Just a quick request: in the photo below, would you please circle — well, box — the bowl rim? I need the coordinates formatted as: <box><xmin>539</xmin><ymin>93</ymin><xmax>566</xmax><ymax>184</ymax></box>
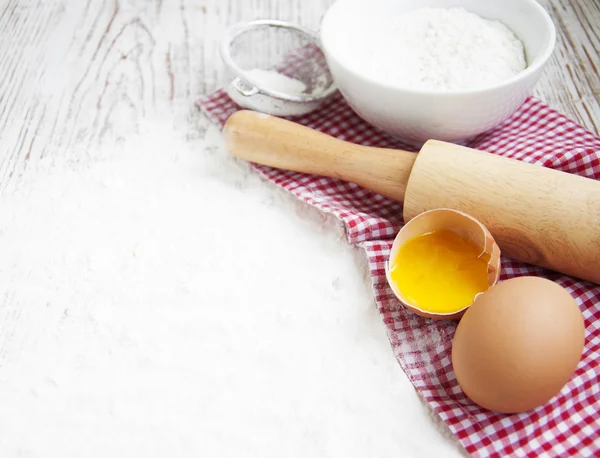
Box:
<box><xmin>320</xmin><ymin>0</ymin><xmax>557</xmax><ymax>96</ymax></box>
<box><xmin>220</xmin><ymin>19</ymin><xmax>338</xmax><ymax>103</ymax></box>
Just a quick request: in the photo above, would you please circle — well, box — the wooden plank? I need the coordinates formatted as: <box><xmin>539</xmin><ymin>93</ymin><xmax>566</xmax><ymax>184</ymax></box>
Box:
<box><xmin>0</xmin><ymin>0</ymin><xmax>597</xmax><ymax>194</ymax></box>
<box><xmin>0</xmin><ymin>1</ymin><xmax>597</xmax><ymax>454</ymax></box>
<box><xmin>535</xmin><ymin>0</ymin><xmax>600</xmax><ymax>133</ymax></box>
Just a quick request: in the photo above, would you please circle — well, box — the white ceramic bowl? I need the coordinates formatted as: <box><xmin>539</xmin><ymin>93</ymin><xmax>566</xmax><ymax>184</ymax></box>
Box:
<box><xmin>320</xmin><ymin>0</ymin><xmax>556</xmax><ymax>143</ymax></box>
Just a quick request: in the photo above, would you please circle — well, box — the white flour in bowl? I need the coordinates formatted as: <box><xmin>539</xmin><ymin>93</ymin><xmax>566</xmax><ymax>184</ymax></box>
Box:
<box><xmin>347</xmin><ymin>7</ymin><xmax>526</xmax><ymax>91</ymax></box>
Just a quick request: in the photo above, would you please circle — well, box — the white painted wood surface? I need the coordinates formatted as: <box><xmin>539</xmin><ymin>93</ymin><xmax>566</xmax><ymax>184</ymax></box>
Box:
<box><xmin>0</xmin><ymin>0</ymin><xmax>598</xmax><ymax>456</ymax></box>
<box><xmin>0</xmin><ymin>0</ymin><xmax>598</xmax><ymax>185</ymax></box>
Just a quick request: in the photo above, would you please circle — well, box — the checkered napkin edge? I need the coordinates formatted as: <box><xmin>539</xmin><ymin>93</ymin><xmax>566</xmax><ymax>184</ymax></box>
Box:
<box><xmin>198</xmin><ymin>88</ymin><xmax>600</xmax><ymax>458</ymax></box>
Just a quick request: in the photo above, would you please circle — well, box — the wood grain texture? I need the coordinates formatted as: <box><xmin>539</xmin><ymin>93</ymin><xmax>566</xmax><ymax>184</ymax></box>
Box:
<box><xmin>0</xmin><ymin>0</ymin><xmax>597</xmax><ymax>455</ymax></box>
<box><xmin>0</xmin><ymin>0</ymin><xmax>596</xmax><ymax>192</ymax></box>
<box><xmin>0</xmin><ymin>0</ymin><xmax>338</xmax><ymax>190</ymax></box>
<box><xmin>0</xmin><ymin>0</ymin><xmax>597</xmax><ymax>192</ymax></box>
<box><xmin>535</xmin><ymin>0</ymin><xmax>600</xmax><ymax>133</ymax></box>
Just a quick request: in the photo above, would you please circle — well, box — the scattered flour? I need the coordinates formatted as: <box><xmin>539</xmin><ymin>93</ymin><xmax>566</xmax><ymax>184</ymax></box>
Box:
<box><xmin>0</xmin><ymin>119</ymin><xmax>465</xmax><ymax>457</ymax></box>
<box><xmin>347</xmin><ymin>7</ymin><xmax>526</xmax><ymax>91</ymax></box>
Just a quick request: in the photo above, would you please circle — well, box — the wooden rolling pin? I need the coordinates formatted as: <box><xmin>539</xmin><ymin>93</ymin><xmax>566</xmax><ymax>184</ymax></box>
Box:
<box><xmin>224</xmin><ymin>110</ymin><xmax>600</xmax><ymax>285</ymax></box>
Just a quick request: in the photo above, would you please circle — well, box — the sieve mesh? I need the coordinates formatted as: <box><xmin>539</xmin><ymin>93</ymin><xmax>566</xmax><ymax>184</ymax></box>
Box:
<box><xmin>228</xmin><ymin>23</ymin><xmax>334</xmax><ymax>96</ymax></box>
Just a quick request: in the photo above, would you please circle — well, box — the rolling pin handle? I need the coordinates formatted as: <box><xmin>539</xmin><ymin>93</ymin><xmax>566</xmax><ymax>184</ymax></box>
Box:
<box><xmin>223</xmin><ymin>110</ymin><xmax>417</xmax><ymax>202</ymax></box>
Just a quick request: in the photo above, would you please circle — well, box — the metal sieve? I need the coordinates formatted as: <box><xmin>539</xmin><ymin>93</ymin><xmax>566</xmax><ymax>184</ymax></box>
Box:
<box><xmin>220</xmin><ymin>19</ymin><xmax>337</xmax><ymax>117</ymax></box>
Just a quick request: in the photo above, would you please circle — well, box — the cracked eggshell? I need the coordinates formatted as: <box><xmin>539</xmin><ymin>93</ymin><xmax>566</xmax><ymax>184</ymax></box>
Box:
<box><xmin>385</xmin><ymin>208</ymin><xmax>501</xmax><ymax>320</ymax></box>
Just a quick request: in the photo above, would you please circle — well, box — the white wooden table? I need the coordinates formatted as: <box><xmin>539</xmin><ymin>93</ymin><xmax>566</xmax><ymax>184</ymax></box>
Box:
<box><xmin>0</xmin><ymin>1</ymin><xmax>598</xmax><ymax>456</ymax></box>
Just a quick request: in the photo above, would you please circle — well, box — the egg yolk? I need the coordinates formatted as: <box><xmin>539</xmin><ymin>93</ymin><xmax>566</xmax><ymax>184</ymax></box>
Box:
<box><xmin>389</xmin><ymin>230</ymin><xmax>490</xmax><ymax>314</ymax></box>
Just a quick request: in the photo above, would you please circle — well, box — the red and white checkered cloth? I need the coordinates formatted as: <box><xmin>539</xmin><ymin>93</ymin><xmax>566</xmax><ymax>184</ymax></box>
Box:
<box><xmin>198</xmin><ymin>88</ymin><xmax>600</xmax><ymax>457</ymax></box>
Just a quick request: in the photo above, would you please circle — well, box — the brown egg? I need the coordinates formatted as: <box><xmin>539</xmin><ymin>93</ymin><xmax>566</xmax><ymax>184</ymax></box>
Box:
<box><xmin>451</xmin><ymin>276</ymin><xmax>585</xmax><ymax>414</ymax></box>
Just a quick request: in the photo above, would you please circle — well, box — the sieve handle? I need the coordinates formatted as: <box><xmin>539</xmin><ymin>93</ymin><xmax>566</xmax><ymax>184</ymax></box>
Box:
<box><xmin>223</xmin><ymin>110</ymin><xmax>417</xmax><ymax>202</ymax></box>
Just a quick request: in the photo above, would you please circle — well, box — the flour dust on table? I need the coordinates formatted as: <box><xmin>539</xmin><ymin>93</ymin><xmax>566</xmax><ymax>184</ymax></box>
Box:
<box><xmin>0</xmin><ymin>118</ymin><xmax>465</xmax><ymax>457</ymax></box>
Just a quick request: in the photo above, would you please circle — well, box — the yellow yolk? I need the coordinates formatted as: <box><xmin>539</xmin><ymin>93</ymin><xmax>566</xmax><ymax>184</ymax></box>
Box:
<box><xmin>389</xmin><ymin>230</ymin><xmax>490</xmax><ymax>314</ymax></box>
